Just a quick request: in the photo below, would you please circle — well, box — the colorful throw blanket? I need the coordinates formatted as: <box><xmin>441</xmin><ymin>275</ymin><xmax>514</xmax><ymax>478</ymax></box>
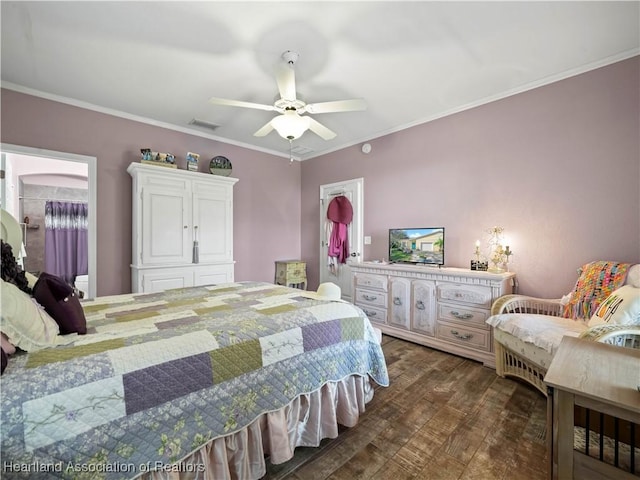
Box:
<box><xmin>562</xmin><ymin>261</ymin><xmax>631</xmax><ymax>320</ymax></box>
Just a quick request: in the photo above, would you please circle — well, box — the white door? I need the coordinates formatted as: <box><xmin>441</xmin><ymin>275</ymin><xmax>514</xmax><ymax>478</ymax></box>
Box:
<box><xmin>319</xmin><ymin>178</ymin><xmax>363</xmax><ymax>303</ymax></box>
<box><xmin>192</xmin><ymin>183</ymin><xmax>232</xmax><ymax>263</ymax></box>
<box><xmin>141</xmin><ymin>185</ymin><xmax>191</xmax><ymax>265</ymax></box>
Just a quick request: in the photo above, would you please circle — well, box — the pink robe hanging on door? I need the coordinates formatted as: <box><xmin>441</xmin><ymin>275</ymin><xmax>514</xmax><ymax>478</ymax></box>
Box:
<box><xmin>326</xmin><ymin>195</ymin><xmax>353</xmax><ymax>273</ymax></box>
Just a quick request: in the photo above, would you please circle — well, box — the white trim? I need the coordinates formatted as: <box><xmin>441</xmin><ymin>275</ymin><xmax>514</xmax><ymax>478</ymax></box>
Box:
<box><xmin>3</xmin><ymin>49</ymin><xmax>637</xmax><ymax>162</ymax></box>
<box><xmin>0</xmin><ymin>143</ymin><xmax>97</xmax><ymax>299</ymax></box>
<box><xmin>295</xmin><ymin>49</ymin><xmax>640</xmax><ymax>159</ymax></box>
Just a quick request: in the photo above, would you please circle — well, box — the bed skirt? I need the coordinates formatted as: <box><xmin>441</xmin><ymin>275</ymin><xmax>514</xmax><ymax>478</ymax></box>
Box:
<box><xmin>137</xmin><ymin>374</ymin><xmax>375</xmax><ymax>480</ymax></box>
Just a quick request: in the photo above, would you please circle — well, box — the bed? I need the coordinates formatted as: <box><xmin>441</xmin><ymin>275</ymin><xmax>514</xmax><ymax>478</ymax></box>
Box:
<box><xmin>0</xmin><ymin>210</ymin><xmax>389</xmax><ymax>479</ymax></box>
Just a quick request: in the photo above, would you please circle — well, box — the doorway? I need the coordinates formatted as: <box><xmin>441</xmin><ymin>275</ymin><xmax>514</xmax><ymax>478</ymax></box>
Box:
<box><xmin>0</xmin><ymin>144</ymin><xmax>97</xmax><ymax>298</ymax></box>
<box><xmin>319</xmin><ymin>178</ymin><xmax>363</xmax><ymax>303</ymax></box>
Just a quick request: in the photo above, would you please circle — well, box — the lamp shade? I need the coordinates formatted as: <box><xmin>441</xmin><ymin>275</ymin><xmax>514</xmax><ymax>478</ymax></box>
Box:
<box><xmin>271</xmin><ymin>111</ymin><xmax>311</xmax><ymax>140</ymax></box>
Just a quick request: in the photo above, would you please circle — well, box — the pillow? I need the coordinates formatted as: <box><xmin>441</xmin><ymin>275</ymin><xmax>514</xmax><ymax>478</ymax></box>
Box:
<box><xmin>33</xmin><ymin>272</ymin><xmax>87</xmax><ymax>335</ymax></box>
<box><xmin>0</xmin><ymin>279</ymin><xmax>61</xmax><ymax>351</ymax></box>
<box><xmin>626</xmin><ymin>264</ymin><xmax>640</xmax><ymax>288</ymax></box>
<box><xmin>588</xmin><ymin>285</ymin><xmax>640</xmax><ymax>327</ymax></box>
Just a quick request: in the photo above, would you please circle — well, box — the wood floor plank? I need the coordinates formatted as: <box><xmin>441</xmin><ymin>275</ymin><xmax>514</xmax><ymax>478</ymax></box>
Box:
<box><xmin>442</xmin><ymin>423</ymin><xmax>487</xmax><ymax>464</ymax></box>
<box><xmin>422</xmin><ymin>404</ymin><xmax>469</xmax><ymax>439</ymax></box>
<box><xmin>458</xmin><ymin>447</ymin><xmax>510</xmax><ymax>480</ymax></box>
<box><xmin>368</xmin><ymin>458</ymin><xmax>417</xmax><ymax>480</ymax></box>
<box><xmin>418</xmin><ymin>453</ymin><xmax>467</xmax><ymax>480</ymax></box>
<box><xmin>325</xmin><ymin>443</ymin><xmax>388</xmax><ymax>480</ymax></box>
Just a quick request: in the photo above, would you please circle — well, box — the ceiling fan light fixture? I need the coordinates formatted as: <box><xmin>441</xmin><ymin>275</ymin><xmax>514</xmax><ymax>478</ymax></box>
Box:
<box><xmin>209</xmin><ymin>51</ymin><xmax>363</xmax><ymax>144</ymax></box>
<box><xmin>271</xmin><ymin>111</ymin><xmax>310</xmax><ymax>140</ymax></box>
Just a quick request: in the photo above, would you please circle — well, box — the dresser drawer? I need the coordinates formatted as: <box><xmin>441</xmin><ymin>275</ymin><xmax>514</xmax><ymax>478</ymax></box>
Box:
<box><xmin>436</xmin><ymin>322</ymin><xmax>491</xmax><ymax>352</ymax></box>
<box><xmin>355</xmin><ymin>273</ymin><xmax>388</xmax><ymax>291</ymax></box>
<box><xmin>356</xmin><ymin>303</ymin><xmax>387</xmax><ymax>324</ymax></box>
<box><xmin>277</xmin><ymin>261</ymin><xmax>306</xmax><ymax>276</ymax></box>
<box><xmin>275</xmin><ymin>261</ymin><xmax>307</xmax><ymax>284</ymax></box>
<box><xmin>437</xmin><ymin>303</ymin><xmax>490</xmax><ymax>329</ymax></box>
<box><xmin>437</xmin><ymin>283</ymin><xmax>492</xmax><ymax>308</ymax></box>
<box><xmin>355</xmin><ymin>288</ymin><xmax>387</xmax><ymax>308</ymax></box>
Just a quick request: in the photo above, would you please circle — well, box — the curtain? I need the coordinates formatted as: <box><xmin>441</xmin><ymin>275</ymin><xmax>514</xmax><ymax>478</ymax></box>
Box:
<box><xmin>44</xmin><ymin>201</ymin><xmax>88</xmax><ymax>285</ymax></box>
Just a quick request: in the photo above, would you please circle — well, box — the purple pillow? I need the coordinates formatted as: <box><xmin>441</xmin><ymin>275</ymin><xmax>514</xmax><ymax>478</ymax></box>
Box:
<box><xmin>33</xmin><ymin>272</ymin><xmax>87</xmax><ymax>335</ymax></box>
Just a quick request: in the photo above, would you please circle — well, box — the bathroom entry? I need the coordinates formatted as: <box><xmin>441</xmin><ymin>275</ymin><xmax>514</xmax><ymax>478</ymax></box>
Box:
<box><xmin>21</xmin><ymin>183</ymin><xmax>89</xmax><ymax>291</ymax></box>
<box><xmin>0</xmin><ymin>144</ymin><xmax>97</xmax><ymax>298</ymax></box>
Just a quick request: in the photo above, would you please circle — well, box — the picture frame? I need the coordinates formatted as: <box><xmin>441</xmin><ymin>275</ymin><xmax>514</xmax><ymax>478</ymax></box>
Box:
<box><xmin>186</xmin><ymin>152</ymin><xmax>200</xmax><ymax>172</ymax></box>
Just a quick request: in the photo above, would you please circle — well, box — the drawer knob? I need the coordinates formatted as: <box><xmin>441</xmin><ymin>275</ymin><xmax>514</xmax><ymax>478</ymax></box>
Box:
<box><xmin>393</xmin><ymin>297</ymin><xmax>402</xmax><ymax>306</ymax></box>
<box><xmin>450</xmin><ymin>311</ymin><xmax>473</xmax><ymax>320</ymax></box>
<box><xmin>415</xmin><ymin>300</ymin><xmax>426</xmax><ymax>311</ymax></box>
<box><xmin>363</xmin><ymin>294</ymin><xmax>377</xmax><ymax>301</ymax></box>
<box><xmin>450</xmin><ymin>330</ymin><xmax>473</xmax><ymax>340</ymax></box>
<box><xmin>364</xmin><ymin>310</ymin><xmax>377</xmax><ymax>317</ymax></box>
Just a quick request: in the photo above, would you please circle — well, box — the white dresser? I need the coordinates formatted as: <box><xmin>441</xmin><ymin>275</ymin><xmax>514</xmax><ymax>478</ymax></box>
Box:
<box><xmin>351</xmin><ymin>262</ymin><xmax>516</xmax><ymax>367</ymax></box>
<box><xmin>128</xmin><ymin>162</ymin><xmax>238</xmax><ymax>293</ymax></box>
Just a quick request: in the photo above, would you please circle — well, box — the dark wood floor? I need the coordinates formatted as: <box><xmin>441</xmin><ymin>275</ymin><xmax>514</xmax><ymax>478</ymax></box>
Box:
<box><xmin>263</xmin><ymin>335</ymin><xmax>548</xmax><ymax>480</ymax></box>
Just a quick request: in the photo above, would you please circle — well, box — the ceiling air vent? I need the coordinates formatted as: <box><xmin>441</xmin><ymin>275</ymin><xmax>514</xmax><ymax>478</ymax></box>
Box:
<box><xmin>290</xmin><ymin>145</ymin><xmax>314</xmax><ymax>156</ymax></box>
<box><xmin>188</xmin><ymin>118</ymin><xmax>220</xmax><ymax>131</ymax></box>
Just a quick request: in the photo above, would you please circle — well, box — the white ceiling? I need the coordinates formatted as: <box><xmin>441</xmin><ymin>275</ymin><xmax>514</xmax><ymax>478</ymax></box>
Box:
<box><xmin>2</xmin><ymin>1</ymin><xmax>639</xmax><ymax>160</ymax></box>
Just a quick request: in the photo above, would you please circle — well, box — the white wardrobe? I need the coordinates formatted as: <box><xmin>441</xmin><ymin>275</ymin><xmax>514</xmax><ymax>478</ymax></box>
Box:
<box><xmin>128</xmin><ymin>162</ymin><xmax>238</xmax><ymax>293</ymax></box>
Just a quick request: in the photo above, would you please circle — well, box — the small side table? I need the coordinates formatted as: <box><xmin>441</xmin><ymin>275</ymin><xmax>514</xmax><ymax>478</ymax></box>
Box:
<box><xmin>545</xmin><ymin>336</ymin><xmax>640</xmax><ymax>480</ymax></box>
<box><xmin>275</xmin><ymin>260</ymin><xmax>307</xmax><ymax>290</ymax></box>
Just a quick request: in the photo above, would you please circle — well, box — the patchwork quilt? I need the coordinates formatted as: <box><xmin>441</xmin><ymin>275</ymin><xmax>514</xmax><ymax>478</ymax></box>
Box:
<box><xmin>1</xmin><ymin>282</ymin><xmax>389</xmax><ymax>479</ymax></box>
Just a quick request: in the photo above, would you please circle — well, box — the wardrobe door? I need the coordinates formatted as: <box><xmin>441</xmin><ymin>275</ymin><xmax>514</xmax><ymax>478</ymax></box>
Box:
<box><xmin>192</xmin><ymin>180</ymin><xmax>233</xmax><ymax>263</ymax></box>
<box><xmin>141</xmin><ymin>185</ymin><xmax>191</xmax><ymax>265</ymax></box>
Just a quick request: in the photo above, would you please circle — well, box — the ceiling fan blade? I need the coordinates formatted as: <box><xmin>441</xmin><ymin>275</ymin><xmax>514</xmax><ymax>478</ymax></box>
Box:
<box><xmin>303</xmin><ymin>98</ymin><xmax>367</xmax><ymax>114</ymax></box>
<box><xmin>276</xmin><ymin>64</ymin><xmax>296</xmax><ymax>102</ymax></box>
<box><xmin>307</xmin><ymin>117</ymin><xmax>336</xmax><ymax>140</ymax></box>
<box><xmin>209</xmin><ymin>97</ymin><xmax>276</xmax><ymax>112</ymax></box>
<box><xmin>253</xmin><ymin>120</ymin><xmax>274</xmax><ymax>137</ymax></box>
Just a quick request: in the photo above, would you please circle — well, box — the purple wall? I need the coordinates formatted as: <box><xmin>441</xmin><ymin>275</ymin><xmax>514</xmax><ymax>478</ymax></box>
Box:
<box><xmin>1</xmin><ymin>90</ymin><xmax>302</xmax><ymax>296</ymax></box>
<box><xmin>302</xmin><ymin>56</ymin><xmax>640</xmax><ymax>298</ymax></box>
<box><xmin>3</xmin><ymin>56</ymin><xmax>638</xmax><ymax>298</ymax></box>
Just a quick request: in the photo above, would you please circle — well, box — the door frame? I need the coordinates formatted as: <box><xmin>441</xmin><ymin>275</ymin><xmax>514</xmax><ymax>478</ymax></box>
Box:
<box><xmin>319</xmin><ymin>177</ymin><xmax>364</xmax><ymax>302</ymax></box>
<box><xmin>1</xmin><ymin>143</ymin><xmax>97</xmax><ymax>299</ymax></box>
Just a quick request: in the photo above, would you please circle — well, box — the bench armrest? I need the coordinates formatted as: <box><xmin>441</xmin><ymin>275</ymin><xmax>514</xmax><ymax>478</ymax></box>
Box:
<box><xmin>491</xmin><ymin>294</ymin><xmax>564</xmax><ymax>316</ymax></box>
<box><xmin>579</xmin><ymin>324</ymin><xmax>640</xmax><ymax>349</ymax></box>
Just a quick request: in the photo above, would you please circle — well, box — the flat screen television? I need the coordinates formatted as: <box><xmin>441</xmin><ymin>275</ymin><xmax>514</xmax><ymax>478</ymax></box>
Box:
<box><xmin>389</xmin><ymin>227</ymin><xmax>445</xmax><ymax>266</ymax></box>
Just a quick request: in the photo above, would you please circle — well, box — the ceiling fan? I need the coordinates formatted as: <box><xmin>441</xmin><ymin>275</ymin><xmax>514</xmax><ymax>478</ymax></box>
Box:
<box><xmin>209</xmin><ymin>51</ymin><xmax>366</xmax><ymax>142</ymax></box>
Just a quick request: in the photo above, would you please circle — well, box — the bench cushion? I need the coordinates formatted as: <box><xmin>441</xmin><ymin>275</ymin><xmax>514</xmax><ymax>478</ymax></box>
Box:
<box><xmin>487</xmin><ymin>313</ymin><xmax>587</xmax><ymax>356</ymax></box>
